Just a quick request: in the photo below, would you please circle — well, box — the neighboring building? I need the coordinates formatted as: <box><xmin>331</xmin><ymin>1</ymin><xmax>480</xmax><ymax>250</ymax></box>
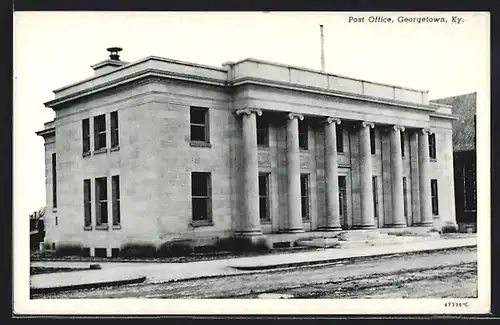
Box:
<box><xmin>431</xmin><ymin>93</ymin><xmax>477</xmax><ymax>231</ymax></box>
<box><xmin>37</xmin><ymin>48</ymin><xmax>458</xmax><ymax>256</ymax></box>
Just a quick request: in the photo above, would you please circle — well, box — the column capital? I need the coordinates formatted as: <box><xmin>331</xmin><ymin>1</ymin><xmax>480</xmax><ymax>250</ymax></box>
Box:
<box><xmin>324</xmin><ymin>117</ymin><xmax>341</xmax><ymax>125</ymax></box>
<box><xmin>420</xmin><ymin>128</ymin><xmax>432</xmax><ymax>135</ymax></box>
<box><xmin>361</xmin><ymin>121</ymin><xmax>375</xmax><ymax>128</ymax></box>
<box><xmin>392</xmin><ymin>125</ymin><xmax>406</xmax><ymax>132</ymax></box>
<box><xmin>288</xmin><ymin>112</ymin><xmax>304</xmax><ymax>121</ymax></box>
<box><xmin>235</xmin><ymin>108</ymin><xmax>263</xmax><ymax>116</ymax></box>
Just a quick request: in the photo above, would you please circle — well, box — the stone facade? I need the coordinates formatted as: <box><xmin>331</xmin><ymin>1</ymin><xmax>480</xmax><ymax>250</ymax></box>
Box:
<box><xmin>37</xmin><ymin>51</ymin><xmax>458</xmax><ymax>256</ymax></box>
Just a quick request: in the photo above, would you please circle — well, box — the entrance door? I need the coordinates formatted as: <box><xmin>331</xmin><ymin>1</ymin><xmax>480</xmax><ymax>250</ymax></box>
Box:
<box><xmin>338</xmin><ymin>176</ymin><xmax>348</xmax><ymax>229</ymax></box>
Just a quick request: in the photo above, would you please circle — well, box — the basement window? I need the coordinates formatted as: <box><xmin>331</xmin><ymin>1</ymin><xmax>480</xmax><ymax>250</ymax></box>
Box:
<box><xmin>94</xmin><ymin>248</ymin><xmax>107</xmax><ymax>258</ymax></box>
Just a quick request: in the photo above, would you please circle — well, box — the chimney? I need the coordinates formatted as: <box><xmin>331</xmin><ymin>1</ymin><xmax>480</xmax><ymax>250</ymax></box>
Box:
<box><xmin>91</xmin><ymin>47</ymin><xmax>128</xmax><ymax>76</ymax></box>
<box><xmin>320</xmin><ymin>25</ymin><xmax>325</xmax><ymax>72</ymax></box>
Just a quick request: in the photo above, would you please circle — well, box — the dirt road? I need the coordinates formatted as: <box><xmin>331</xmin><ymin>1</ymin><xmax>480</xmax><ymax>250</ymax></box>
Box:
<box><xmin>33</xmin><ymin>247</ymin><xmax>477</xmax><ymax>299</ymax></box>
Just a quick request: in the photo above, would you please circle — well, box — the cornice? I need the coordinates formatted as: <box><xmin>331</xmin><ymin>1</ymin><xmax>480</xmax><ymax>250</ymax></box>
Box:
<box><xmin>429</xmin><ymin>112</ymin><xmax>460</xmax><ymax>120</ymax></box>
<box><xmin>35</xmin><ymin>127</ymin><xmax>55</xmax><ymax>138</ymax></box>
<box><xmin>45</xmin><ymin>64</ymin><xmax>440</xmax><ymax>115</ymax></box>
<box><xmin>45</xmin><ymin>69</ymin><xmax>227</xmax><ymax>109</ymax></box>
<box><xmin>232</xmin><ymin>77</ymin><xmax>436</xmax><ymax>112</ymax></box>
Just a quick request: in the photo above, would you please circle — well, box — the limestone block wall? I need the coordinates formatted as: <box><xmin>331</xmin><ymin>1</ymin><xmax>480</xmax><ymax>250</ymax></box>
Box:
<box><xmin>42</xmin><ymin>140</ymin><xmax>58</xmax><ymax>247</ymax></box>
<box><xmin>429</xmin><ymin>118</ymin><xmax>457</xmax><ymax>227</ymax></box>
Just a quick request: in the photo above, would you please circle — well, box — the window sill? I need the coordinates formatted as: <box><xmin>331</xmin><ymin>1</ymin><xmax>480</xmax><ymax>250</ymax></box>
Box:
<box><xmin>258</xmin><ymin>145</ymin><xmax>270</xmax><ymax>150</ymax></box>
<box><xmin>112</xmin><ymin>224</ymin><xmax>122</xmax><ymax>230</ymax></box>
<box><xmin>110</xmin><ymin>146</ymin><xmax>120</xmax><ymax>152</ymax></box>
<box><xmin>338</xmin><ymin>152</ymin><xmax>346</xmax><ymax>155</ymax></box>
<box><xmin>93</xmin><ymin>148</ymin><xmax>108</xmax><ymax>155</ymax></box>
<box><xmin>260</xmin><ymin>220</ymin><xmax>272</xmax><ymax>225</ymax></box>
<box><xmin>190</xmin><ymin>141</ymin><xmax>211</xmax><ymax>148</ymax></box>
<box><xmin>52</xmin><ymin>208</ymin><xmax>57</xmax><ymax>213</ymax></box>
<box><xmin>95</xmin><ymin>224</ymin><xmax>109</xmax><ymax>230</ymax></box>
<box><xmin>190</xmin><ymin>221</ymin><xmax>214</xmax><ymax>227</ymax></box>
<box><xmin>430</xmin><ymin>158</ymin><xmax>437</xmax><ymax>162</ymax></box>
<box><xmin>299</xmin><ymin>148</ymin><xmax>309</xmax><ymax>152</ymax></box>
<box><xmin>83</xmin><ymin>225</ymin><xmax>92</xmax><ymax>231</ymax></box>
<box><xmin>82</xmin><ymin>152</ymin><xmax>91</xmax><ymax>158</ymax></box>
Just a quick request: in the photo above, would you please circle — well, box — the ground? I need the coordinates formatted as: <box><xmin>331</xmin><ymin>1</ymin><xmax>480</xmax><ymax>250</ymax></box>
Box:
<box><xmin>32</xmin><ymin>246</ymin><xmax>477</xmax><ymax>299</ymax></box>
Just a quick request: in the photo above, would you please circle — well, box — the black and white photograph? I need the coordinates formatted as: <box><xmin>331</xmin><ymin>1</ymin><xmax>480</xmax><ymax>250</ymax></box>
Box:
<box><xmin>13</xmin><ymin>11</ymin><xmax>489</xmax><ymax>315</ymax></box>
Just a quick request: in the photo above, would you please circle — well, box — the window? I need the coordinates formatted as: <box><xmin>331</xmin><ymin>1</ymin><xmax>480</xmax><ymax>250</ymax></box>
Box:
<box><xmin>94</xmin><ymin>115</ymin><xmax>107</xmax><ymax>150</ymax></box>
<box><xmin>82</xmin><ymin>119</ymin><xmax>90</xmax><ymax>154</ymax></box>
<box><xmin>370</xmin><ymin>127</ymin><xmax>376</xmax><ymax>155</ymax></box>
<box><xmin>95</xmin><ymin>177</ymin><xmax>108</xmax><ymax>225</ymax></box>
<box><xmin>52</xmin><ymin>153</ymin><xmax>57</xmax><ymax>209</ymax></box>
<box><xmin>110</xmin><ymin>111</ymin><xmax>119</xmax><ymax>148</ymax></box>
<box><xmin>259</xmin><ymin>173</ymin><xmax>270</xmax><ymax>221</ymax></box>
<box><xmin>111</xmin><ymin>248</ymin><xmax>120</xmax><ymax>258</ymax></box>
<box><xmin>112</xmin><ymin>175</ymin><xmax>121</xmax><ymax>226</ymax></box>
<box><xmin>191</xmin><ymin>172</ymin><xmax>212</xmax><ymax>222</ymax></box>
<box><xmin>298</xmin><ymin>120</ymin><xmax>308</xmax><ymax>150</ymax></box>
<box><xmin>336</xmin><ymin>125</ymin><xmax>344</xmax><ymax>153</ymax></box>
<box><xmin>338</xmin><ymin>176</ymin><xmax>347</xmax><ymax>219</ymax></box>
<box><xmin>300</xmin><ymin>174</ymin><xmax>310</xmax><ymax>220</ymax></box>
<box><xmin>190</xmin><ymin>107</ymin><xmax>209</xmax><ymax>143</ymax></box>
<box><xmin>372</xmin><ymin>176</ymin><xmax>379</xmax><ymax>219</ymax></box>
<box><xmin>256</xmin><ymin>116</ymin><xmax>269</xmax><ymax>147</ymax></box>
<box><xmin>401</xmin><ymin>132</ymin><xmax>405</xmax><ymax>157</ymax></box>
<box><xmin>94</xmin><ymin>248</ymin><xmax>107</xmax><ymax>258</ymax></box>
<box><xmin>403</xmin><ymin>177</ymin><xmax>408</xmax><ymax>217</ymax></box>
<box><xmin>84</xmin><ymin>179</ymin><xmax>92</xmax><ymax>227</ymax></box>
<box><xmin>463</xmin><ymin>163</ymin><xmax>477</xmax><ymax>212</ymax></box>
<box><xmin>429</xmin><ymin>133</ymin><xmax>437</xmax><ymax>160</ymax></box>
<box><xmin>431</xmin><ymin>179</ymin><xmax>439</xmax><ymax>215</ymax></box>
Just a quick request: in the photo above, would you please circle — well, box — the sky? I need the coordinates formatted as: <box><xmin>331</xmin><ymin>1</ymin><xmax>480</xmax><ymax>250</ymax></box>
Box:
<box><xmin>13</xmin><ymin>11</ymin><xmax>489</xmax><ymax>220</ymax></box>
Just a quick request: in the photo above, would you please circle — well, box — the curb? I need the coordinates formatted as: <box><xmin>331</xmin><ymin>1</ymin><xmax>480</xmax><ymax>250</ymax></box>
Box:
<box><xmin>230</xmin><ymin>244</ymin><xmax>477</xmax><ymax>271</ymax></box>
<box><xmin>30</xmin><ymin>276</ymin><xmax>147</xmax><ymax>295</ymax></box>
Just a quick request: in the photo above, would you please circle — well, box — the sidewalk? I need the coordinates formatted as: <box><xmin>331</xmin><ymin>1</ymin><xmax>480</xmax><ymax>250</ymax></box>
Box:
<box><xmin>30</xmin><ymin>236</ymin><xmax>476</xmax><ymax>293</ymax></box>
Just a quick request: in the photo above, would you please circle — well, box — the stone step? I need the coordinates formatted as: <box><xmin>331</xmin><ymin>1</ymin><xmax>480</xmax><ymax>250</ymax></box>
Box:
<box><xmin>335</xmin><ymin>235</ymin><xmax>431</xmax><ymax>249</ymax></box>
<box><xmin>295</xmin><ymin>238</ymin><xmax>339</xmax><ymax>248</ymax></box>
<box><xmin>337</xmin><ymin>230</ymin><xmax>383</xmax><ymax>241</ymax></box>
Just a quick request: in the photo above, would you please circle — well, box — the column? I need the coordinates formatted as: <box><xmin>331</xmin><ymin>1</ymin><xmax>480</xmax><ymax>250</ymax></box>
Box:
<box><xmin>418</xmin><ymin>128</ymin><xmax>433</xmax><ymax>226</ymax></box>
<box><xmin>322</xmin><ymin>117</ymin><xmax>342</xmax><ymax>230</ymax></box>
<box><xmin>235</xmin><ymin>108</ymin><xmax>263</xmax><ymax>236</ymax></box>
<box><xmin>357</xmin><ymin>121</ymin><xmax>376</xmax><ymax>229</ymax></box>
<box><xmin>286</xmin><ymin>112</ymin><xmax>304</xmax><ymax>233</ymax></box>
<box><xmin>390</xmin><ymin>125</ymin><xmax>406</xmax><ymax>227</ymax></box>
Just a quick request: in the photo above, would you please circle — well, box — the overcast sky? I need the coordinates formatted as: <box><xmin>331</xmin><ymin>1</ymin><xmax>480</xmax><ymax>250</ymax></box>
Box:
<box><xmin>13</xmin><ymin>11</ymin><xmax>489</xmax><ymax>220</ymax></box>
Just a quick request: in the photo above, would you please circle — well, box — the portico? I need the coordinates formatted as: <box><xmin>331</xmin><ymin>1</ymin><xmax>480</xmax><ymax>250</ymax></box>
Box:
<box><xmin>234</xmin><ymin>104</ymin><xmax>453</xmax><ymax>235</ymax></box>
